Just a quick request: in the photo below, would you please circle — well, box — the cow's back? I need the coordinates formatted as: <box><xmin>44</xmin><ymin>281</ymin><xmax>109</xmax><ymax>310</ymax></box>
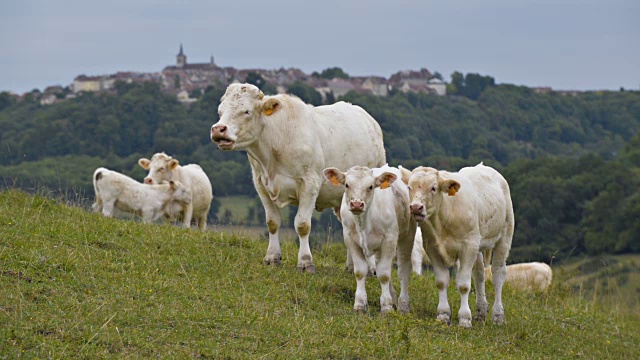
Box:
<box><xmin>180</xmin><ymin>164</ymin><xmax>213</xmax><ymax>215</ymax></box>
<box><xmin>312</xmin><ymin>102</ymin><xmax>386</xmax><ymax>208</ymax></box>
<box><xmin>458</xmin><ymin>164</ymin><xmax>512</xmax><ymax>241</ymax></box>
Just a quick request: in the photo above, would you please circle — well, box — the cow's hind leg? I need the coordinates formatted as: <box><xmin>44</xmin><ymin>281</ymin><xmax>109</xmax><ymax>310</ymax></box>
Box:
<box><xmin>472</xmin><ymin>251</ymin><xmax>488</xmax><ymax>321</ymax></box>
<box><xmin>491</xmin><ymin>233</ymin><xmax>512</xmax><ymax>325</ymax></box>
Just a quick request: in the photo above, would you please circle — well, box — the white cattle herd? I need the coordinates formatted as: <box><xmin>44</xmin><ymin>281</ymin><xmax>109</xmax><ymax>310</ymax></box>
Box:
<box><xmin>91</xmin><ymin>82</ymin><xmax>553</xmax><ymax>327</ymax></box>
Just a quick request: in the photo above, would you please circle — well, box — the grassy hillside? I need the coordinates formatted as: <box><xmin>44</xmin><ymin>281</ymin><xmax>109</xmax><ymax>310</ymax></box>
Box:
<box><xmin>1</xmin><ymin>190</ymin><xmax>638</xmax><ymax>358</ymax></box>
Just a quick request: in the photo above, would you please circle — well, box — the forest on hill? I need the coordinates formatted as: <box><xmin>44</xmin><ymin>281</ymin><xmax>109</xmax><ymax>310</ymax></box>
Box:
<box><xmin>1</xmin><ymin>78</ymin><xmax>639</xmax><ymax>262</ymax></box>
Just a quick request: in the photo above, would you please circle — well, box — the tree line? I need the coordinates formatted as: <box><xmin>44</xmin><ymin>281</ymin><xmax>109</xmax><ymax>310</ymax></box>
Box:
<box><xmin>1</xmin><ymin>75</ymin><xmax>639</xmax><ymax>262</ymax></box>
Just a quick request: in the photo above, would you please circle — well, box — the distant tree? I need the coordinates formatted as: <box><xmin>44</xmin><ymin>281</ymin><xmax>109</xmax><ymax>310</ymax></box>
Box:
<box><xmin>464</xmin><ymin>73</ymin><xmax>495</xmax><ymax>100</ymax></box>
<box><xmin>450</xmin><ymin>71</ymin><xmax>464</xmax><ymax>95</ymax></box>
<box><xmin>287</xmin><ymin>81</ymin><xmax>323</xmax><ymax>106</ymax></box>
<box><xmin>324</xmin><ymin>91</ymin><xmax>336</xmax><ymax>105</ymax></box>
<box><xmin>432</xmin><ymin>71</ymin><xmax>444</xmax><ymax>81</ymax></box>
<box><xmin>245</xmin><ymin>71</ymin><xmax>277</xmax><ymax>95</ymax></box>
<box><xmin>0</xmin><ymin>92</ymin><xmax>15</xmax><ymax>111</ymax></box>
<box><xmin>315</xmin><ymin>67</ymin><xmax>349</xmax><ymax>79</ymax></box>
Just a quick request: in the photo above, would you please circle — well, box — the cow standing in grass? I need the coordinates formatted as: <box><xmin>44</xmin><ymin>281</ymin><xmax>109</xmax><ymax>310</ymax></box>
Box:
<box><xmin>324</xmin><ymin>165</ymin><xmax>416</xmax><ymax>313</ymax></box>
<box><xmin>211</xmin><ymin>83</ymin><xmax>385</xmax><ymax>272</ymax></box>
<box><xmin>400</xmin><ymin>163</ymin><xmax>514</xmax><ymax>327</ymax></box>
<box><xmin>139</xmin><ymin>153</ymin><xmax>213</xmax><ymax>230</ymax></box>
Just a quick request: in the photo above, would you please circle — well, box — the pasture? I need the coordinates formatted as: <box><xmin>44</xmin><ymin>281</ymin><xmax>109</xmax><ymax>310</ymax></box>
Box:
<box><xmin>1</xmin><ymin>190</ymin><xmax>638</xmax><ymax>358</ymax></box>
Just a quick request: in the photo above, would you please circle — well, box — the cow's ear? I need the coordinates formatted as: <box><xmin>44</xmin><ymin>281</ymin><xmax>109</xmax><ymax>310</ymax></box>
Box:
<box><xmin>323</xmin><ymin>168</ymin><xmax>345</xmax><ymax>186</ymax></box>
<box><xmin>138</xmin><ymin>158</ymin><xmax>151</xmax><ymax>170</ymax></box>
<box><xmin>439</xmin><ymin>179</ymin><xmax>461</xmax><ymax>196</ymax></box>
<box><xmin>262</xmin><ymin>98</ymin><xmax>280</xmax><ymax>116</ymax></box>
<box><xmin>398</xmin><ymin>166</ymin><xmax>412</xmax><ymax>185</ymax></box>
<box><xmin>168</xmin><ymin>159</ymin><xmax>179</xmax><ymax>170</ymax></box>
<box><xmin>375</xmin><ymin>172</ymin><xmax>397</xmax><ymax>189</ymax></box>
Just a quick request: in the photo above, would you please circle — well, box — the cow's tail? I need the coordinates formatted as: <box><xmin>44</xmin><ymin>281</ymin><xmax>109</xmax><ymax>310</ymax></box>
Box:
<box><xmin>92</xmin><ymin>168</ymin><xmax>104</xmax><ymax>212</ymax></box>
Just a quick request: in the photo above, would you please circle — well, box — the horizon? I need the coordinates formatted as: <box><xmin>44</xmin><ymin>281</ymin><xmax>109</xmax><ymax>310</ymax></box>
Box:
<box><xmin>2</xmin><ymin>1</ymin><xmax>639</xmax><ymax>94</ymax></box>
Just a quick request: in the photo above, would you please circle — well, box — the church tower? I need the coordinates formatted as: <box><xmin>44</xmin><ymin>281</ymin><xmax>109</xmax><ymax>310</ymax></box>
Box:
<box><xmin>176</xmin><ymin>43</ymin><xmax>187</xmax><ymax>68</ymax></box>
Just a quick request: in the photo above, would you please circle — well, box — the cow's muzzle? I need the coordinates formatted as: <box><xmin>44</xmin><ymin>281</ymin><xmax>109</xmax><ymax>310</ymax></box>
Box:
<box><xmin>211</xmin><ymin>124</ymin><xmax>235</xmax><ymax>150</ymax></box>
<box><xmin>349</xmin><ymin>200</ymin><xmax>365</xmax><ymax>214</ymax></box>
<box><xmin>410</xmin><ymin>203</ymin><xmax>426</xmax><ymax>222</ymax></box>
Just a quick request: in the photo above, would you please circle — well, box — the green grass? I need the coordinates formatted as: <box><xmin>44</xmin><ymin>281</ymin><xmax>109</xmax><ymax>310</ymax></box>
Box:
<box><xmin>1</xmin><ymin>190</ymin><xmax>639</xmax><ymax>358</ymax></box>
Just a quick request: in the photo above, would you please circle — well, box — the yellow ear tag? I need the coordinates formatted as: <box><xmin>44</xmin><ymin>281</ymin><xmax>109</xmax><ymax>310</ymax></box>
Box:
<box><xmin>264</xmin><ymin>108</ymin><xmax>273</xmax><ymax>116</ymax></box>
<box><xmin>330</xmin><ymin>176</ymin><xmax>340</xmax><ymax>186</ymax></box>
<box><xmin>448</xmin><ymin>187</ymin><xmax>458</xmax><ymax>196</ymax></box>
<box><xmin>380</xmin><ymin>180</ymin><xmax>390</xmax><ymax>189</ymax></box>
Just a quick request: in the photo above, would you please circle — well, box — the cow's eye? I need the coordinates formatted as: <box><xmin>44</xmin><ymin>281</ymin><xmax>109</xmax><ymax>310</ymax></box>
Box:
<box><xmin>245</xmin><ymin>110</ymin><xmax>250</xmax><ymax>115</ymax></box>
<box><xmin>431</xmin><ymin>187</ymin><xmax>436</xmax><ymax>192</ymax></box>
<box><xmin>369</xmin><ymin>186</ymin><xmax>373</xmax><ymax>190</ymax></box>
<box><xmin>407</xmin><ymin>186</ymin><xmax>411</xmax><ymax>191</ymax></box>
<box><xmin>158</xmin><ymin>168</ymin><xmax>164</xmax><ymax>172</ymax></box>
<box><xmin>345</xmin><ymin>184</ymin><xmax>349</xmax><ymax>189</ymax></box>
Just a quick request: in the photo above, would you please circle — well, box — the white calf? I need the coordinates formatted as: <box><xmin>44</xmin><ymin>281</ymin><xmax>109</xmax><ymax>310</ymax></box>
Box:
<box><xmin>401</xmin><ymin>163</ymin><xmax>514</xmax><ymax>327</ymax></box>
<box><xmin>485</xmin><ymin>262</ymin><xmax>552</xmax><ymax>292</ymax></box>
<box><xmin>324</xmin><ymin>165</ymin><xmax>416</xmax><ymax>313</ymax></box>
<box><xmin>92</xmin><ymin>167</ymin><xmax>192</xmax><ymax>223</ymax></box>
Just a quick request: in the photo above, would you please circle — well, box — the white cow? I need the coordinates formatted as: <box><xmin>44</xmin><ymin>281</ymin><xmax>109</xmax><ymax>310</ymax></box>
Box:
<box><xmin>92</xmin><ymin>167</ymin><xmax>192</xmax><ymax>223</ymax></box>
<box><xmin>412</xmin><ymin>226</ymin><xmax>429</xmax><ymax>275</ymax></box>
<box><xmin>211</xmin><ymin>83</ymin><xmax>385</xmax><ymax>272</ymax></box>
<box><xmin>324</xmin><ymin>165</ymin><xmax>416</xmax><ymax>313</ymax></box>
<box><xmin>485</xmin><ymin>262</ymin><xmax>552</xmax><ymax>292</ymax></box>
<box><xmin>138</xmin><ymin>153</ymin><xmax>213</xmax><ymax>230</ymax></box>
<box><xmin>400</xmin><ymin>163</ymin><xmax>514</xmax><ymax>327</ymax></box>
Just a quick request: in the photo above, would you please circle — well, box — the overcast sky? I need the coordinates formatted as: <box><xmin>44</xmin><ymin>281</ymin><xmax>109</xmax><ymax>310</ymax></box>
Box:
<box><xmin>1</xmin><ymin>0</ymin><xmax>639</xmax><ymax>94</ymax></box>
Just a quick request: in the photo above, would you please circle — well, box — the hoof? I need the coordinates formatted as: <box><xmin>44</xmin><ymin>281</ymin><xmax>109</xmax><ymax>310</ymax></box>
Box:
<box><xmin>474</xmin><ymin>313</ymin><xmax>486</xmax><ymax>322</ymax></box>
<box><xmin>263</xmin><ymin>254</ymin><xmax>282</xmax><ymax>266</ymax></box>
<box><xmin>459</xmin><ymin>318</ymin><xmax>472</xmax><ymax>328</ymax></box>
<box><xmin>353</xmin><ymin>305</ymin><xmax>367</xmax><ymax>314</ymax></box>
<box><xmin>398</xmin><ymin>299</ymin><xmax>410</xmax><ymax>314</ymax></box>
<box><xmin>297</xmin><ymin>263</ymin><xmax>316</xmax><ymax>274</ymax></box>
<box><xmin>380</xmin><ymin>307</ymin><xmax>394</xmax><ymax>316</ymax></box>
<box><xmin>493</xmin><ymin>313</ymin><xmax>505</xmax><ymax>325</ymax></box>
<box><xmin>437</xmin><ymin>312</ymin><xmax>451</xmax><ymax>325</ymax></box>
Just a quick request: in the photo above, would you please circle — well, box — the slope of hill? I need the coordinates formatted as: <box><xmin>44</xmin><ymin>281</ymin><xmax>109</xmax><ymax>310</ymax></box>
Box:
<box><xmin>1</xmin><ymin>190</ymin><xmax>638</xmax><ymax>358</ymax></box>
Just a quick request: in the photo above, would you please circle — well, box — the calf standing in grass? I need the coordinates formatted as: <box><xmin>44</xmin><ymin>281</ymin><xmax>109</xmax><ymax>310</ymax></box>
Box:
<box><xmin>324</xmin><ymin>165</ymin><xmax>416</xmax><ymax>314</ymax></box>
<box><xmin>139</xmin><ymin>153</ymin><xmax>213</xmax><ymax>230</ymax></box>
<box><xmin>400</xmin><ymin>163</ymin><xmax>514</xmax><ymax>327</ymax></box>
<box><xmin>92</xmin><ymin>167</ymin><xmax>192</xmax><ymax>224</ymax></box>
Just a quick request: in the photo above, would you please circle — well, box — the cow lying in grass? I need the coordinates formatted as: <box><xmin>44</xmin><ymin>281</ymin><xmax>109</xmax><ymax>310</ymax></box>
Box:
<box><xmin>92</xmin><ymin>167</ymin><xmax>192</xmax><ymax>224</ymax></box>
<box><xmin>400</xmin><ymin>163</ymin><xmax>514</xmax><ymax>327</ymax></box>
<box><xmin>324</xmin><ymin>165</ymin><xmax>416</xmax><ymax>314</ymax></box>
<box><xmin>485</xmin><ymin>262</ymin><xmax>552</xmax><ymax>292</ymax></box>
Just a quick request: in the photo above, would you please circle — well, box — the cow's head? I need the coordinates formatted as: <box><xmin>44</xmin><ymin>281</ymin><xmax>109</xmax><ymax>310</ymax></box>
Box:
<box><xmin>401</xmin><ymin>166</ymin><xmax>460</xmax><ymax>222</ymax></box>
<box><xmin>138</xmin><ymin>152</ymin><xmax>180</xmax><ymax>185</ymax></box>
<box><xmin>211</xmin><ymin>83</ymin><xmax>281</xmax><ymax>151</ymax></box>
<box><xmin>323</xmin><ymin>166</ymin><xmax>397</xmax><ymax>215</ymax></box>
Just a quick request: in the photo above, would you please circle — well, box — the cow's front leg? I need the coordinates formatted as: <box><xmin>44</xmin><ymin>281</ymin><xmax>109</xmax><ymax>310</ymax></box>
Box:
<box><xmin>377</xmin><ymin>241</ymin><xmax>396</xmax><ymax>314</ymax></box>
<box><xmin>346</xmin><ymin>238</ymin><xmax>369</xmax><ymax>312</ymax></box>
<box><xmin>456</xmin><ymin>244</ymin><xmax>479</xmax><ymax>328</ymax></box>
<box><xmin>182</xmin><ymin>202</ymin><xmax>194</xmax><ymax>229</ymax></box>
<box><xmin>294</xmin><ymin>179</ymin><xmax>319</xmax><ymax>273</ymax></box>
<box><xmin>254</xmin><ymin>177</ymin><xmax>283</xmax><ymax>266</ymax></box>
<box><xmin>424</xmin><ymin>230</ymin><xmax>451</xmax><ymax>324</ymax></box>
